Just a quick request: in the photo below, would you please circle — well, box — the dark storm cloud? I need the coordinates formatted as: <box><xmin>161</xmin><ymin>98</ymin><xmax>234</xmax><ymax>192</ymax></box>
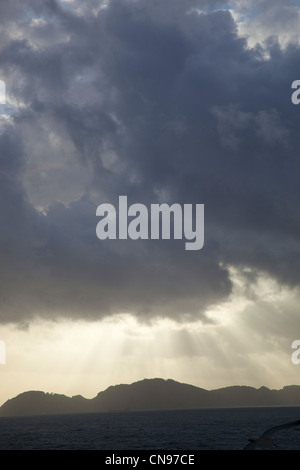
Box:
<box><xmin>0</xmin><ymin>0</ymin><xmax>299</xmax><ymax>324</ymax></box>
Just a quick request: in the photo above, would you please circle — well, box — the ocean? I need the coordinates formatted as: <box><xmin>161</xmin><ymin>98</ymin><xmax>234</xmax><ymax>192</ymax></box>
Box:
<box><xmin>0</xmin><ymin>406</ymin><xmax>300</xmax><ymax>450</ymax></box>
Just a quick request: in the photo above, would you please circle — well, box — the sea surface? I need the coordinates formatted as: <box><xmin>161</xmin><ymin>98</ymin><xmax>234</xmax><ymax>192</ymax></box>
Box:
<box><xmin>1</xmin><ymin>407</ymin><xmax>300</xmax><ymax>450</ymax></box>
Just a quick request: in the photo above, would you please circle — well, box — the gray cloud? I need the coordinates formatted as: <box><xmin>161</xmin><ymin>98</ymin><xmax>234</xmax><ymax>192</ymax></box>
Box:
<box><xmin>232</xmin><ymin>0</ymin><xmax>300</xmax><ymax>48</ymax></box>
<box><xmin>0</xmin><ymin>0</ymin><xmax>299</xmax><ymax>324</ymax></box>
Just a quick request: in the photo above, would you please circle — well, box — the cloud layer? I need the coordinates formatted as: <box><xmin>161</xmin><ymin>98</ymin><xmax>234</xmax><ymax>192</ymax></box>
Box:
<box><xmin>0</xmin><ymin>0</ymin><xmax>300</xmax><ymax>324</ymax></box>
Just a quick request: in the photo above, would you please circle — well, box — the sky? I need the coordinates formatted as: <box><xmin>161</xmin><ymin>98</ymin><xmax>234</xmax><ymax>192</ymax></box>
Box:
<box><xmin>0</xmin><ymin>0</ymin><xmax>300</xmax><ymax>406</ymax></box>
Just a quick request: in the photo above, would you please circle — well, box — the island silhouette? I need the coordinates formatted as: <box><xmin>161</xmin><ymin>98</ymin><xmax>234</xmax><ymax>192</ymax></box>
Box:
<box><xmin>1</xmin><ymin>378</ymin><xmax>300</xmax><ymax>417</ymax></box>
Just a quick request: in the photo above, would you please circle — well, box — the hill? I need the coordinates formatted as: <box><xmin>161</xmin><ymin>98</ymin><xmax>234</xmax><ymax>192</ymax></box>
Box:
<box><xmin>1</xmin><ymin>378</ymin><xmax>300</xmax><ymax>417</ymax></box>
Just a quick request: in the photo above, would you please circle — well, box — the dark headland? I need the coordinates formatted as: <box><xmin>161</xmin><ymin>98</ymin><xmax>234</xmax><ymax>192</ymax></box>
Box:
<box><xmin>1</xmin><ymin>378</ymin><xmax>300</xmax><ymax>417</ymax></box>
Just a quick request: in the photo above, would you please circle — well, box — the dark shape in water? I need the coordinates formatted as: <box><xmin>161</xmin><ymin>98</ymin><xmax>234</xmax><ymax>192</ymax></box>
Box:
<box><xmin>244</xmin><ymin>419</ymin><xmax>300</xmax><ymax>449</ymax></box>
